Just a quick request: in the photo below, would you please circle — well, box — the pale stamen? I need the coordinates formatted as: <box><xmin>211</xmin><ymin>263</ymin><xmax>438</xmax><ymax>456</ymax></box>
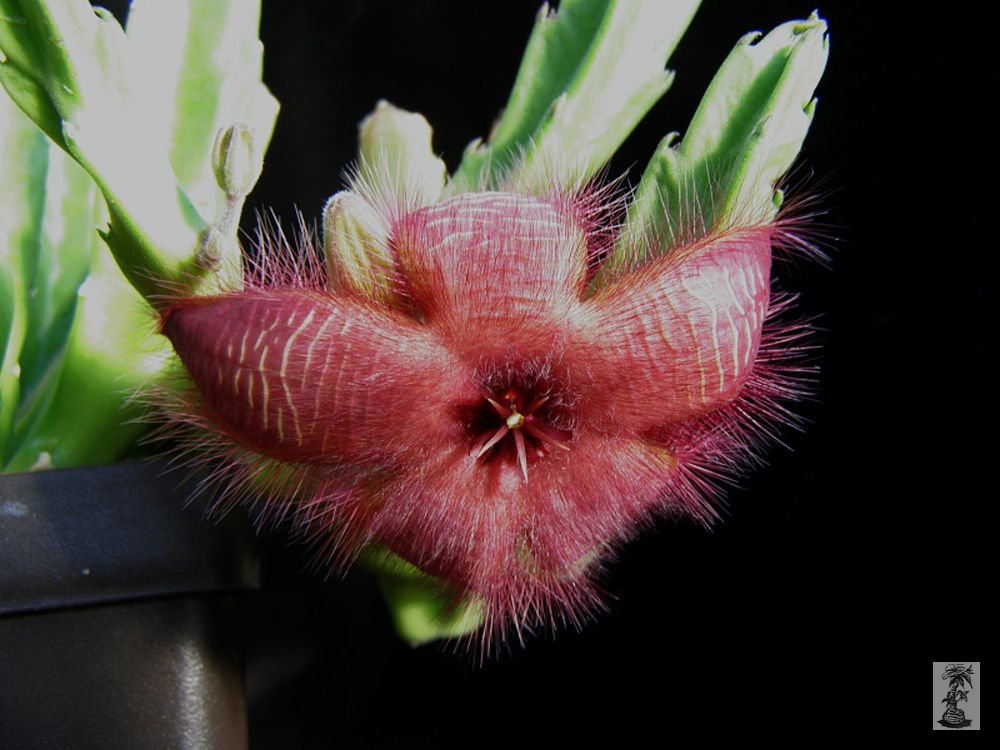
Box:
<box><xmin>472</xmin><ymin>390</ymin><xmax>570</xmax><ymax>482</ymax></box>
<box><xmin>486</xmin><ymin>397</ymin><xmax>511</xmax><ymax>418</ymax></box>
<box><xmin>513</xmin><ymin>429</ymin><xmax>529</xmax><ymax>482</ymax></box>
<box><xmin>524</xmin><ymin>395</ymin><xmax>549</xmax><ymax>414</ymax></box>
<box><xmin>473</xmin><ymin>424</ymin><xmax>510</xmax><ymax>459</ymax></box>
<box><xmin>523</xmin><ymin>420</ymin><xmax>570</xmax><ymax>451</ymax></box>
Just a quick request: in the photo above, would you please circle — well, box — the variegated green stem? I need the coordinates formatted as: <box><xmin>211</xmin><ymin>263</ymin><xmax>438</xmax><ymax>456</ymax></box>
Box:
<box><xmin>1</xmin><ymin>0</ymin><xmax>277</xmax><ymax>470</ymax></box>
<box><xmin>448</xmin><ymin>0</ymin><xmax>700</xmax><ymax>193</ymax></box>
<box><xmin>3</xmin><ymin>145</ymin><xmax>96</xmax><ymax>468</ymax></box>
<box><xmin>0</xmin><ymin>93</ymin><xmax>169</xmax><ymax>471</ymax></box>
<box><xmin>0</xmin><ymin>96</ymin><xmax>48</xmax><ymax>463</ymax></box>
<box><xmin>0</xmin><ymin>0</ymin><xmax>206</xmax><ymax>299</ymax></box>
<box><xmin>3</xmin><ymin>200</ymin><xmax>169</xmax><ymax>471</ymax></box>
<box><xmin>0</xmin><ymin>0</ymin><xmax>278</xmax><ymax>302</ymax></box>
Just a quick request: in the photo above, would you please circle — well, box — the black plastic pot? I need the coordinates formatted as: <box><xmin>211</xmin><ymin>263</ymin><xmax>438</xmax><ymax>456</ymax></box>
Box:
<box><xmin>0</xmin><ymin>460</ymin><xmax>258</xmax><ymax>750</ymax></box>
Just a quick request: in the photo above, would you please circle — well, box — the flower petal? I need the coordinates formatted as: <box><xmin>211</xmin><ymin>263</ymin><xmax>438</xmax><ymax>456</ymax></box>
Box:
<box><xmin>583</xmin><ymin>228</ymin><xmax>771</xmax><ymax>432</ymax></box>
<box><xmin>341</xmin><ymin>431</ymin><xmax>679</xmax><ymax>633</ymax></box>
<box><xmin>392</xmin><ymin>192</ymin><xmax>587</xmax><ymax>351</ymax></box>
<box><xmin>161</xmin><ymin>289</ymin><xmax>473</xmax><ymax>466</ymax></box>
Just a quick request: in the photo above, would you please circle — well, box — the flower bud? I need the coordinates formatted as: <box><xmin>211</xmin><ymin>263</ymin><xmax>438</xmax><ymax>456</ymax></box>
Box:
<box><xmin>358</xmin><ymin>100</ymin><xmax>446</xmax><ymax>205</ymax></box>
<box><xmin>322</xmin><ymin>190</ymin><xmax>395</xmax><ymax>303</ymax></box>
<box><xmin>212</xmin><ymin>123</ymin><xmax>262</xmax><ymax>197</ymax></box>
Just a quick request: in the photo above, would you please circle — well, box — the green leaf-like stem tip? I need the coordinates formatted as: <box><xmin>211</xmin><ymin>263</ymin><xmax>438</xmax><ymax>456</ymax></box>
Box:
<box><xmin>449</xmin><ymin>0</ymin><xmax>701</xmax><ymax>192</ymax></box>
<box><xmin>608</xmin><ymin>12</ymin><xmax>829</xmax><ymax>273</ymax></box>
<box><xmin>361</xmin><ymin>546</ymin><xmax>484</xmax><ymax>645</ymax></box>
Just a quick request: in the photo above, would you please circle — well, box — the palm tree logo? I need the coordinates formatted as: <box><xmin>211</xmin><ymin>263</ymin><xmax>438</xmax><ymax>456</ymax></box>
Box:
<box><xmin>939</xmin><ymin>663</ymin><xmax>974</xmax><ymax>728</ymax></box>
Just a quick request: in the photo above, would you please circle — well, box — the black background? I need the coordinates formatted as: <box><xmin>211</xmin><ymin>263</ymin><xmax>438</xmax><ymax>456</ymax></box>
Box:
<box><xmin>114</xmin><ymin>0</ymin><xmax>989</xmax><ymax>742</ymax></box>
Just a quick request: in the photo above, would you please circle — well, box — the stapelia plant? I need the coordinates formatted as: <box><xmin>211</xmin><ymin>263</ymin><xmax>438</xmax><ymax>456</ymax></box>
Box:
<box><xmin>0</xmin><ymin>0</ymin><xmax>829</xmax><ymax>650</ymax></box>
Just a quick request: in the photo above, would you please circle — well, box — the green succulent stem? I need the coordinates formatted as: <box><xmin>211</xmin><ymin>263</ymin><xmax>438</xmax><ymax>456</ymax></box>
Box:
<box><xmin>448</xmin><ymin>0</ymin><xmax>700</xmax><ymax>193</ymax></box>
<box><xmin>596</xmin><ymin>12</ymin><xmax>829</xmax><ymax>284</ymax></box>
<box><xmin>361</xmin><ymin>546</ymin><xmax>484</xmax><ymax>645</ymax></box>
<box><xmin>0</xmin><ymin>0</ymin><xmax>277</xmax><ymax>302</ymax></box>
<box><xmin>0</xmin><ymin>0</ymin><xmax>207</xmax><ymax>300</ymax></box>
<box><xmin>0</xmin><ymin>0</ymin><xmax>276</xmax><ymax>469</ymax></box>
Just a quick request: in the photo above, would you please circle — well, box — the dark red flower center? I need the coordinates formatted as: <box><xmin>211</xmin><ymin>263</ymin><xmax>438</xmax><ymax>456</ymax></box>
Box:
<box><xmin>466</xmin><ymin>378</ymin><xmax>574</xmax><ymax>483</ymax></box>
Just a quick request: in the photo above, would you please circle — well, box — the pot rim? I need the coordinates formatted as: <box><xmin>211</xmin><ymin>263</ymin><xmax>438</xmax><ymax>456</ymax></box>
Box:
<box><xmin>0</xmin><ymin>459</ymin><xmax>258</xmax><ymax>616</ymax></box>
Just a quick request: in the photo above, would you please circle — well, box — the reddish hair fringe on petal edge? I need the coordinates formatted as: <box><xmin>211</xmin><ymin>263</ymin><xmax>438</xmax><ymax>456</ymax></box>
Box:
<box><xmin>135</xmin><ymin>167</ymin><xmax>824</xmax><ymax>657</ymax></box>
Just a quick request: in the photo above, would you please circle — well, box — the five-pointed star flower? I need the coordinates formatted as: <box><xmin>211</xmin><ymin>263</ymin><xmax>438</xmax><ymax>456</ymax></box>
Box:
<box><xmin>160</xmin><ymin>184</ymin><xmax>806</xmax><ymax>643</ymax></box>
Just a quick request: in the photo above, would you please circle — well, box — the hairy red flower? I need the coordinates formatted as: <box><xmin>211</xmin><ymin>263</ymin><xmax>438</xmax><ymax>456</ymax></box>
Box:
<box><xmin>158</xmin><ymin>184</ymin><xmax>811</xmax><ymax>646</ymax></box>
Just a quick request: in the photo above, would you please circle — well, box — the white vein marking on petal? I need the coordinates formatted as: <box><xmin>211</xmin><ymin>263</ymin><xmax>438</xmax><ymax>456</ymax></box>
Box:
<box><xmin>246</xmin><ymin>370</ymin><xmax>255</xmax><ymax>409</ymax></box>
<box><xmin>253</xmin><ymin>326</ymin><xmax>268</xmax><ymax>352</ymax></box>
<box><xmin>423</xmin><ymin>228</ymin><xmax>482</xmax><ymax>255</ymax></box>
<box><xmin>677</xmin><ymin>276</ymin><xmax>709</xmax><ymax>406</ymax></box>
<box><xmin>754</xmin><ymin>263</ymin><xmax>766</xmax><ymax>294</ymax></box>
<box><xmin>280</xmin><ymin>308</ymin><xmax>316</xmax><ymax>445</ymax></box>
<box><xmin>709</xmin><ymin>302</ymin><xmax>723</xmax><ymax>398</ymax></box>
<box><xmin>422</xmin><ymin>214</ymin><xmax>461</xmax><ymax>230</ymax></box>
<box><xmin>251</xmin><ymin>309</ymin><xmax>275</xmax><ymax>352</ymax></box>
<box><xmin>721</xmin><ymin>266</ymin><xmax>745</xmax><ymax>386</ymax></box>
<box><xmin>258</xmin><ymin>345</ymin><xmax>270</xmax><ymax>430</ymax></box>
<box><xmin>736</xmin><ymin>257</ymin><xmax>754</xmax><ymax>301</ymax></box>
<box><xmin>319</xmin><ymin>318</ymin><xmax>352</xmax><ymax>453</ymax></box>
<box><xmin>663</xmin><ymin>283</ymin><xmax>703</xmax><ymax>407</ymax></box>
<box><xmin>304</xmin><ymin>313</ymin><xmax>336</xmax><ymax>373</ymax></box>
